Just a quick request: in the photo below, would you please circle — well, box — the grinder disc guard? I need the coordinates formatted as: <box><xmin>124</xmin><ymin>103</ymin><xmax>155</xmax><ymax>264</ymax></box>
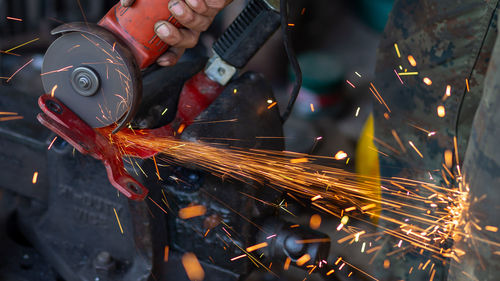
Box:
<box><xmin>41</xmin><ymin>23</ymin><xmax>141</xmax><ymax>131</ymax></box>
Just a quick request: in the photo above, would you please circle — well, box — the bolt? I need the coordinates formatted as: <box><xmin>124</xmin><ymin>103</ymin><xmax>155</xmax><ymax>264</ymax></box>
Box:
<box><xmin>70</xmin><ymin>67</ymin><xmax>100</xmax><ymax>97</ymax></box>
<box><xmin>217</xmin><ymin>67</ymin><xmax>226</xmax><ymax>76</ymax></box>
<box><xmin>94</xmin><ymin>251</ymin><xmax>115</xmax><ymax>276</ymax></box>
<box><xmin>284</xmin><ymin>235</ymin><xmax>305</xmax><ymax>258</ymax></box>
<box><xmin>96</xmin><ymin>251</ymin><xmax>112</xmax><ymax>265</ymax></box>
<box><xmin>78</xmin><ymin>76</ymin><xmax>91</xmax><ymax>89</ymax></box>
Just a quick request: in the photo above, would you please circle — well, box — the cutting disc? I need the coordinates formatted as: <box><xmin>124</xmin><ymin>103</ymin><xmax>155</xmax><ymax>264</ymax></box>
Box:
<box><xmin>41</xmin><ymin>23</ymin><xmax>141</xmax><ymax>131</ymax></box>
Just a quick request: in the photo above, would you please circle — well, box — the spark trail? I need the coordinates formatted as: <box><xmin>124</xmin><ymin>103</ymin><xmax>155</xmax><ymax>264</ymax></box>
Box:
<box><xmin>101</xmin><ymin>128</ymin><xmax>470</xmax><ymax>263</ymax></box>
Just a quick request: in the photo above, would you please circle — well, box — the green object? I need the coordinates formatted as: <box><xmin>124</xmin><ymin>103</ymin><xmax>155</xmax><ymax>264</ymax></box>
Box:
<box><xmin>358</xmin><ymin>0</ymin><xmax>394</xmax><ymax>32</ymax></box>
<box><xmin>291</xmin><ymin>52</ymin><xmax>344</xmax><ymax>94</ymax></box>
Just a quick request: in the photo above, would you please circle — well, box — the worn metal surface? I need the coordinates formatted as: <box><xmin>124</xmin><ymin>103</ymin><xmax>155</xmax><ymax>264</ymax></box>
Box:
<box><xmin>373</xmin><ymin>0</ymin><xmax>500</xmax><ymax>280</ymax></box>
<box><xmin>448</xmin><ymin>24</ymin><xmax>500</xmax><ymax>281</ymax></box>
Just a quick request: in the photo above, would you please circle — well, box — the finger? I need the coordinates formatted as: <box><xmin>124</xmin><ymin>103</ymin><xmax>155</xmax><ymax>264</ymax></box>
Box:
<box><xmin>120</xmin><ymin>0</ymin><xmax>135</xmax><ymax>7</ymax></box>
<box><xmin>155</xmin><ymin>21</ymin><xmax>200</xmax><ymax>48</ymax></box>
<box><xmin>168</xmin><ymin>0</ymin><xmax>212</xmax><ymax>31</ymax></box>
<box><xmin>157</xmin><ymin>47</ymin><xmax>185</xmax><ymax>66</ymax></box>
<box><xmin>206</xmin><ymin>0</ymin><xmax>230</xmax><ymax>9</ymax></box>
<box><xmin>198</xmin><ymin>0</ymin><xmax>231</xmax><ymax>18</ymax></box>
<box><xmin>185</xmin><ymin>0</ymin><xmax>209</xmax><ymax>15</ymax></box>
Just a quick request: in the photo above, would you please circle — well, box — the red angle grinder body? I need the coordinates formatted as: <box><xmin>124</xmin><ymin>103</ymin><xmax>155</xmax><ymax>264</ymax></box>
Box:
<box><xmin>39</xmin><ymin>0</ymin><xmax>224</xmax><ymax>200</ymax></box>
<box><xmin>99</xmin><ymin>0</ymin><xmax>181</xmax><ymax>70</ymax></box>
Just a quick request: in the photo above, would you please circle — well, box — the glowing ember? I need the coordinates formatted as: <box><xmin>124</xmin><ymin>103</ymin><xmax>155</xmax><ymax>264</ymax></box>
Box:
<box><xmin>423</xmin><ymin>77</ymin><xmax>432</xmax><ymax>86</ymax></box>
<box><xmin>246</xmin><ymin>242</ymin><xmax>268</xmax><ymax>252</ymax></box>
<box><xmin>32</xmin><ymin>172</ymin><xmax>38</xmax><ymax>184</ymax></box>
<box><xmin>394</xmin><ymin>43</ymin><xmax>401</xmax><ymax>58</ymax></box>
<box><xmin>179</xmin><ymin>205</ymin><xmax>207</xmax><ymax>219</ymax></box>
<box><xmin>407</xmin><ymin>55</ymin><xmax>417</xmax><ymax>66</ymax></box>
<box><xmin>296</xmin><ymin>254</ymin><xmax>311</xmax><ymax>266</ymax></box>
<box><xmin>437</xmin><ymin>105</ymin><xmax>446</xmax><ymax>117</ymax></box>
<box><xmin>182</xmin><ymin>253</ymin><xmax>205</xmax><ymax>281</ymax></box>
<box><xmin>164</xmin><ymin>246</ymin><xmax>169</xmax><ymax>262</ymax></box>
<box><xmin>113</xmin><ymin>208</ymin><xmax>124</xmax><ymax>234</ymax></box>
<box><xmin>334</xmin><ymin>150</ymin><xmax>348</xmax><ymax>160</ymax></box>
<box><xmin>309</xmin><ymin>214</ymin><xmax>322</xmax><ymax>230</ymax></box>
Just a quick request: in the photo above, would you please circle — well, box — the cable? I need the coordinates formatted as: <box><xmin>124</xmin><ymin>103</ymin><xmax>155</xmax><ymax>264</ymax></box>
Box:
<box><xmin>280</xmin><ymin>0</ymin><xmax>302</xmax><ymax>123</ymax></box>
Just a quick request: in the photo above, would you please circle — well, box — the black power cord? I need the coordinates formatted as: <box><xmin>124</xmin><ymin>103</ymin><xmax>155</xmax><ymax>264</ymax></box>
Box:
<box><xmin>280</xmin><ymin>0</ymin><xmax>303</xmax><ymax>123</ymax></box>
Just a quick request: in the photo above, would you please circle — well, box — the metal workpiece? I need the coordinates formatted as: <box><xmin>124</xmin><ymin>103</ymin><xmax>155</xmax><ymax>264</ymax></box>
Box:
<box><xmin>204</xmin><ymin>54</ymin><xmax>237</xmax><ymax>86</ymax></box>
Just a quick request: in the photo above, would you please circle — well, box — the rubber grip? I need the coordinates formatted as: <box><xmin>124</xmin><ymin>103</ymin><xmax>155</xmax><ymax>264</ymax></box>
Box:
<box><xmin>99</xmin><ymin>0</ymin><xmax>181</xmax><ymax>69</ymax></box>
<box><xmin>213</xmin><ymin>0</ymin><xmax>281</xmax><ymax>69</ymax></box>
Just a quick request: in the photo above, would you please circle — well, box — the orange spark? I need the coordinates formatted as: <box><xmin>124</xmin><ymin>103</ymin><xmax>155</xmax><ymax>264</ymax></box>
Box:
<box><xmin>113</xmin><ymin>208</ymin><xmax>124</xmax><ymax>234</ymax></box>
<box><xmin>437</xmin><ymin>105</ymin><xmax>446</xmax><ymax>117</ymax></box>
<box><xmin>284</xmin><ymin>257</ymin><xmax>291</xmax><ymax>270</ymax></box>
<box><xmin>48</xmin><ymin>136</ymin><xmax>58</xmax><ymax>150</ymax></box>
<box><xmin>164</xmin><ymin>246</ymin><xmax>169</xmax><ymax>262</ymax></box>
<box><xmin>177</xmin><ymin>123</ymin><xmax>186</xmax><ymax>134</ymax></box>
<box><xmin>6</xmin><ymin>16</ymin><xmax>22</xmax><ymax>21</ymax></box>
<box><xmin>32</xmin><ymin>172</ymin><xmax>38</xmax><ymax>184</ymax></box>
<box><xmin>7</xmin><ymin>58</ymin><xmax>34</xmax><ymax>82</ymax></box>
<box><xmin>361</xmin><ymin>203</ymin><xmax>376</xmax><ymax>211</ymax></box>
<box><xmin>334</xmin><ymin>151</ymin><xmax>347</xmax><ymax>160</ymax></box>
<box><xmin>445</xmin><ymin>85</ymin><xmax>451</xmax><ymax>96</ymax></box>
<box><xmin>407</xmin><ymin>55</ymin><xmax>417</xmax><ymax>67</ymax></box>
<box><xmin>444</xmin><ymin>150</ymin><xmax>453</xmax><ymax>169</ymax></box>
<box><xmin>246</xmin><ymin>242</ymin><xmax>268</xmax><ymax>252</ymax></box>
<box><xmin>50</xmin><ymin>85</ymin><xmax>58</xmax><ymax>97</ymax></box>
<box><xmin>153</xmin><ymin>155</ymin><xmax>162</xmax><ymax>180</ymax></box>
<box><xmin>290</xmin><ymin>158</ymin><xmax>308</xmax><ymax>164</ymax></box>
<box><xmin>182</xmin><ymin>253</ymin><xmax>205</xmax><ymax>281</ymax></box>
<box><xmin>485</xmin><ymin>226</ymin><xmax>498</xmax><ymax>232</ymax></box>
<box><xmin>423</xmin><ymin>77</ymin><xmax>432</xmax><ymax>86</ymax></box>
<box><xmin>0</xmin><ymin>116</ymin><xmax>23</xmax><ymax>122</ymax></box>
<box><xmin>408</xmin><ymin>141</ymin><xmax>424</xmax><ymax>158</ymax></box>
<box><xmin>309</xmin><ymin>214</ymin><xmax>322</xmax><ymax>230</ymax></box>
<box><xmin>41</xmin><ymin>65</ymin><xmax>74</xmax><ymax>76</ymax></box>
<box><xmin>267</xmin><ymin>102</ymin><xmax>277</xmax><ymax>109</ymax></box>
<box><xmin>296</xmin><ymin>254</ymin><xmax>311</xmax><ymax>266</ymax></box>
<box><xmin>178</xmin><ymin>205</ymin><xmax>207</xmax><ymax>220</ymax></box>
<box><xmin>344</xmin><ymin>206</ymin><xmax>356</xmax><ymax>212</ymax></box>
<box><xmin>311</xmin><ymin>195</ymin><xmax>322</xmax><ymax>201</ymax></box>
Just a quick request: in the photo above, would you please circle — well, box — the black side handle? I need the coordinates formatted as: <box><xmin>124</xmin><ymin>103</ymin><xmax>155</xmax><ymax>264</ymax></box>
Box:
<box><xmin>213</xmin><ymin>0</ymin><xmax>281</xmax><ymax>69</ymax></box>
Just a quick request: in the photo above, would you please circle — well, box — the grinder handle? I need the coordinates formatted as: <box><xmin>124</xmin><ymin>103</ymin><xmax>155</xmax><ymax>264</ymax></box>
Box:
<box><xmin>213</xmin><ymin>0</ymin><xmax>281</xmax><ymax>69</ymax></box>
<box><xmin>99</xmin><ymin>0</ymin><xmax>181</xmax><ymax>70</ymax></box>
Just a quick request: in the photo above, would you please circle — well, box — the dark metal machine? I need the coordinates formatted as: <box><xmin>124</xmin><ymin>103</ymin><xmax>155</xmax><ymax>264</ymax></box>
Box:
<box><xmin>0</xmin><ymin>0</ymin><xmax>335</xmax><ymax>280</ymax></box>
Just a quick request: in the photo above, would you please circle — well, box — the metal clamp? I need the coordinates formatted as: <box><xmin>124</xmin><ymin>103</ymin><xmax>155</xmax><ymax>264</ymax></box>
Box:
<box><xmin>204</xmin><ymin>54</ymin><xmax>238</xmax><ymax>86</ymax></box>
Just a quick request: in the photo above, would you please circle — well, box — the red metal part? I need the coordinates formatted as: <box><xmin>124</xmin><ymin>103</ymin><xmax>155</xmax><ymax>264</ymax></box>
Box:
<box><xmin>99</xmin><ymin>0</ymin><xmax>181</xmax><ymax>70</ymax></box>
<box><xmin>113</xmin><ymin>72</ymin><xmax>224</xmax><ymax>158</ymax></box>
<box><xmin>37</xmin><ymin>94</ymin><xmax>149</xmax><ymax>201</ymax></box>
<box><xmin>38</xmin><ymin>72</ymin><xmax>224</xmax><ymax>200</ymax></box>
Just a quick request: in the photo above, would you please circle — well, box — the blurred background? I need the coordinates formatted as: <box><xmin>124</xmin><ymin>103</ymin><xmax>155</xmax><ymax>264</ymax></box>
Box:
<box><xmin>0</xmin><ymin>0</ymin><xmax>394</xmax><ymax>280</ymax></box>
